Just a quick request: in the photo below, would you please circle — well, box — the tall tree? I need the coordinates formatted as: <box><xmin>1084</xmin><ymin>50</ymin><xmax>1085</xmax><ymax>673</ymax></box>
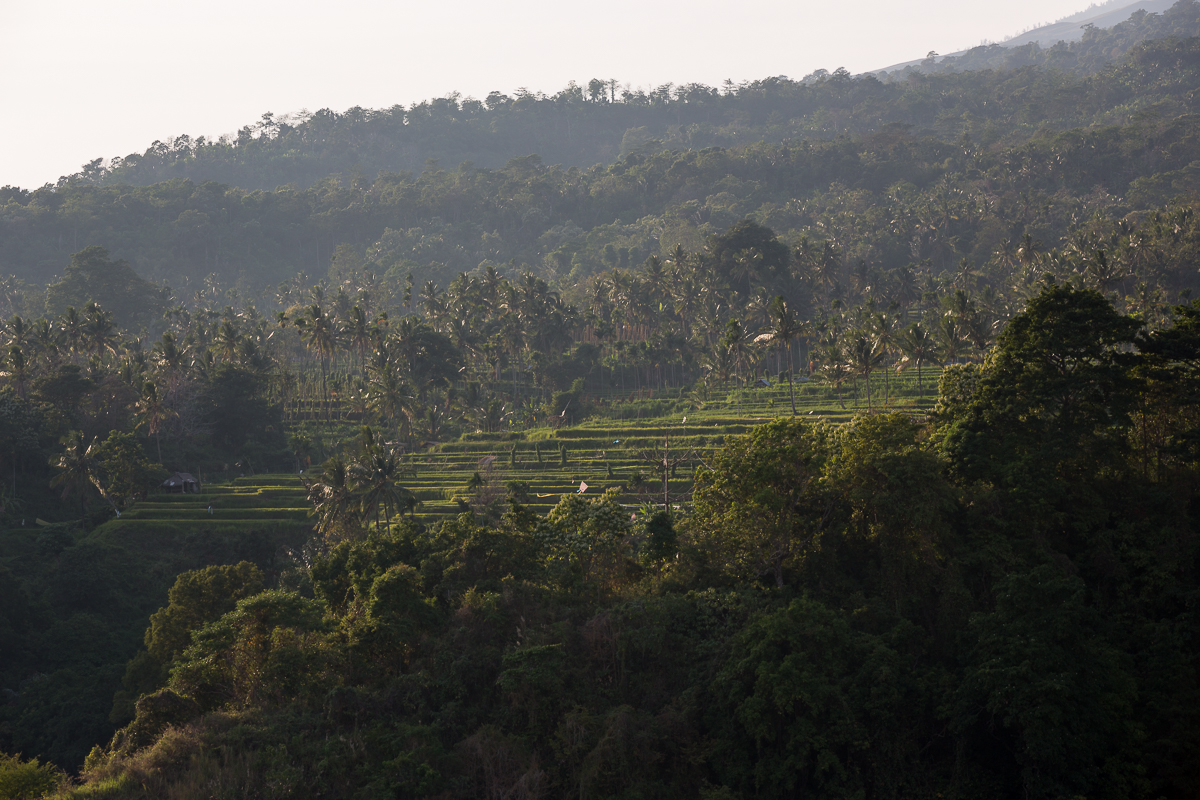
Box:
<box><xmin>766</xmin><ymin>296</ymin><xmax>803</xmax><ymax>416</ymax></box>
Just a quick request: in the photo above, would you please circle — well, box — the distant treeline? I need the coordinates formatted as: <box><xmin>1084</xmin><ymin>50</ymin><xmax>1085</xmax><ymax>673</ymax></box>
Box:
<box><xmin>5</xmin><ymin>30</ymin><xmax>1200</xmax><ymax>301</ymax></box>
<box><xmin>20</xmin><ymin>1</ymin><xmax>1199</xmax><ymax>193</ymax></box>
<box><xmin>885</xmin><ymin>0</ymin><xmax>1200</xmax><ymax>77</ymax></box>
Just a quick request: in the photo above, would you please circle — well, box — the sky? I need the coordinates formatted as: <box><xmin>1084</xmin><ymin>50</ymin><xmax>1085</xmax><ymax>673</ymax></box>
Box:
<box><xmin>1</xmin><ymin>0</ymin><xmax>1101</xmax><ymax>190</ymax></box>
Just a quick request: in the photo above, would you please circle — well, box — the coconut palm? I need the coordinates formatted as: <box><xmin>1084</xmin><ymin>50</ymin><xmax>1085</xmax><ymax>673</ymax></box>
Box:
<box><xmin>721</xmin><ymin>319</ymin><xmax>752</xmax><ymax>412</ymax></box>
<box><xmin>343</xmin><ymin>305</ymin><xmax>372</xmax><ymax>377</ymax></box>
<box><xmin>365</xmin><ymin>358</ymin><xmax>414</xmax><ymax>442</ymax></box>
<box><xmin>765</xmin><ymin>296</ymin><xmax>802</xmax><ymax>415</ymax></box>
<box><xmin>306</xmin><ymin>455</ymin><xmax>358</xmax><ymax>537</ymax></box>
<box><xmin>814</xmin><ymin>342</ymin><xmax>851</xmax><ymax>410</ymax></box>
<box><xmin>135</xmin><ymin>380</ymin><xmax>176</xmax><ymax>463</ymax></box>
<box><xmin>51</xmin><ymin>431</ymin><xmax>110</xmax><ymax>519</ymax></box>
<box><xmin>60</xmin><ymin>307</ymin><xmax>85</xmax><ymax>361</ymax></box>
<box><xmin>350</xmin><ymin>428</ymin><xmax>414</xmax><ymax>532</ymax></box>
<box><xmin>846</xmin><ymin>332</ymin><xmax>885</xmax><ymax>411</ymax></box>
<box><xmin>3</xmin><ymin>346</ymin><xmax>27</xmax><ymax>399</ymax></box>
<box><xmin>297</xmin><ymin>303</ymin><xmax>341</xmax><ymax>420</ymax></box>
<box><xmin>897</xmin><ymin>323</ymin><xmax>939</xmax><ymax>398</ymax></box>
<box><xmin>214</xmin><ymin>319</ymin><xmax>242</xmax><ymax>363</ymax></box>
<box><xmin>870</xmin><ymin>310</ymin><xmax>902</xmax><ymax>404</ymax></box>
<box><xmin>936</xmin><ymin>313</ymin><xmax>970</xmax><ymax>365</ymax></box>
<box><xmin>4</xmin><ymin>316</ymin><xmax>29</xmax><ymax>350</ymax></box>
<box><xmin>152</xmin><ymin>332</ymin><xmax>187</xmax><ymax>401</ymax></box>
<box><xmin>83</xmin><ymin>303</ymin><xmax>118</xmax><ymax>359</ymax></box>
<box><xmin>31</xmin><ymin>318</ymin><xmax>63</xmax><ymax>370</ymax></box>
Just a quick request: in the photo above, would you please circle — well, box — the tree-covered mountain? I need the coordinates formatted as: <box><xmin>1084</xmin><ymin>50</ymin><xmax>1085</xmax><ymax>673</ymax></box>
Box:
<box><xmin>24</xmin><ymin>0</ymin><xmax>1200</xmax><ymax>195</ymax></box>
<box><xmin>878</xmin><ymin>0</ymin><xmax>1187</xmax><ymax>74</ymax></box>
<box><xmin>5</xmin><ymin>31</ymin><xmax>1200</xmax><ymax>305</ymax></box>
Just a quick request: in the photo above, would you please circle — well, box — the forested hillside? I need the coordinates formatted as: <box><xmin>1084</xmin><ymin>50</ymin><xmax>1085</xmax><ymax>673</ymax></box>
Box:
<box><xmin>883</xmin><ymin>0</ymin><xmax>1200</xmax><ymax>76</ymax></box>
<box><xmin>2</xmin><ymin>4</ymin><xmax>1200</xmax><ymax>798</ymax></box>
<box><xmin>4</xmin><ymin>284</ymin><xmax>1200</xmax><ymax>800</ymax></box>
<box><xmin>19</xmin><ymin>0</ymin><xmax>1200</xmax><ymax>193</ymax></box>
<box><xmin>6</xmin><ymin>28</ymin><xmax>1200</xmax><ymax>300</ymax></box>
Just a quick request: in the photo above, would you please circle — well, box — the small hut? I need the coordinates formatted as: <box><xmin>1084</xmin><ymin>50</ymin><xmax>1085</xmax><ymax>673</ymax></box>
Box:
<box><xmin>162</xmin><ymin>472</ymin><xmax>200</xmax><ymax>493</ymax></box>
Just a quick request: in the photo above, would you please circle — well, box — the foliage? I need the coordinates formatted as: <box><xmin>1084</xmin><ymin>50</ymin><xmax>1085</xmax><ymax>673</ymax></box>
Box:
<box><xmin>708</xmin><ymin>596</ymin><xmax>917</xmax><ymax>799</ymax></box>
<box><xmin>538</xmin><ymin>489</ymin><xmax>632</xmax><ymax>591</ymax></box>
<box><xmin>35</xmin><ymin>3</ymin><xmax>1200</xmax><ymax>197</ymax></box>
<box><xmin>43</xmin><ymin>248</ymin><xmax>167</xmax><ymax>331</ymax></box>
<box><xmin>169</xmin><ymin>590</ymin><xmax>341</xmax><ymax>712</ymax></box>
<box><xmin>939</xmin><ymin>281</ymin><xmax>1142</xmax><ymax>514</ymax></box>
<box><xmin>92</xmin><ymin>432</ymin><xmax>166</xmax><ymax>510</ymax></box>
<box><xmin>7</xmin><ymin>28</ymin><xmax>1200</xmax><ymax>798</ymax></box>
<box><xmin>0</xmin><ymin>752</ymin><xmax>64</xmax><ymax>800</ymax></box>
<box><xmin>691</xmin><ymin>418</ymin><xmax>832</xmax><ymax>587</ymax></box>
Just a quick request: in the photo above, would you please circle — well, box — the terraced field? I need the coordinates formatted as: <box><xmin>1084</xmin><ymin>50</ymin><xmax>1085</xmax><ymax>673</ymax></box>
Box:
<box><xmin>93</xmin><ymin>476</ymin><xmax>314</xmax><ymax>535</ymax></box>
<box><xmin>402</xmin><ymin>372</ymin><xmax>940</xmax><ymax>524</ymax></box>
<box><xmin>84</xmin><ymin>371</ymin><xmax>939</xmax><ymax>532</ymax></box>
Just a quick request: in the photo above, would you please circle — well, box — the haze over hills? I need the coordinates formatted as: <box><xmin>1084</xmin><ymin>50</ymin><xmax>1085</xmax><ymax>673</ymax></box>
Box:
<box><xmin>1004</xmin><ymin>0</ymin><xmax>1176</xmax><ymax>45</ymax></box>
<box><xmin>2</xmin><ymin>0</ymin><xmax>1199</xmax><ymax>296</ymax></box>
<box><xmin>877</xmin><ymin>0</ymin><xmax>1183</xmax><ymax>71</ymax></box>
<box><xmin>22</xmin><ymin>0</ymin><xmax>1193</xmax><ymax>202</ymax></box>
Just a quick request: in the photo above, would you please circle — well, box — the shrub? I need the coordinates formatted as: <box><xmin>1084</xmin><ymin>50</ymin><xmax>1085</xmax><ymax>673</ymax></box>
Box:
<box><xmin>0</xmin><ymin>753</ymin><xmax>64</xmax><ymax>800</ymax></box>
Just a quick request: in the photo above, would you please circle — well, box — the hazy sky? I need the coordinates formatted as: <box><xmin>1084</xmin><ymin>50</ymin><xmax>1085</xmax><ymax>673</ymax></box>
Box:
<box><xmin>2</xmin><ymin>0</ymin><xmax>1097</xmax><ymax>190</ymax></box>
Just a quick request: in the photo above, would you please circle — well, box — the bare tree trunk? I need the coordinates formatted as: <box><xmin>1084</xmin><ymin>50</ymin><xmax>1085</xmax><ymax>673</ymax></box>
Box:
<box><xmin>787</xmin><ymin>340</ymin><xmax>797</xmax><ymax>416</ymax></box>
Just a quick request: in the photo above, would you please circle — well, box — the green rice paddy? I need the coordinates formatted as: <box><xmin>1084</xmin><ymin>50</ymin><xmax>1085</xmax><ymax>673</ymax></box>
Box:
<box><xmin>95</xmin><ymin>370</ymin><xmax>940</xmax><ymax>532</ymax></box>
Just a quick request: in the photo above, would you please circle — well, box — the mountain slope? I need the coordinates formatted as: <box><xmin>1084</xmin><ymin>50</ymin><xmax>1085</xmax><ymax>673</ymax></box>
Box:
<box><xmin>33</xmin><ymin>1</ymin><xmax>1199</xmax><ymax>198</ymax></box>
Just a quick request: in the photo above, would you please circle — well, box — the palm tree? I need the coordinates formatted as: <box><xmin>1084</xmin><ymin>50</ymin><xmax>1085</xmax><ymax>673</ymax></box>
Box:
<box><xmin>846</xmin><ymin>332</ymin><xmax>885</xmax><ymax>411</ymax></box>
<box><xmin>4</xmin><ymin>346</ymin><xmax>27</xmax><ymax>399</ymax></box>
<box><xmin>936</xmin><ymin>314</ymin><xmax>969</xmax><ymax>365</ymax></box>
<box><xmin>297</xmin><ymin>303</ymin><xmax>340</xmax><ymax>420</ymax></box>
<box><xmin>421</xmin><ymin>391</ymin><xmax>453</xmax><ymax>441</ymax></box>
<box><xmin>135</xmin><ymin>381</ymin><xmax>176</xmax><ymax>463</ymax></box>
<box><xmin>60</xmin><ymin>307</ymin><xmax>85</xmax><ymax>362</ymax></box>
<box><xmin>51</xmin><ymin>431</ymin><xmax>110</xmax><ymax>519</ymax></box>
<box><xmin>31</xmin><ymin>319</ymin><xmax>63</xmax><ymax>371</ymax></box>
<box><xmin>729</xmin><ymin>249</ymin><xmax>763</xmax><ymax>297</ymax></box>
<box><xmin>4</xmin><ymin>316</ymin><xmax>29</xmax><ymax>351</ymax></box>
<box><xmin>343</xmin><ymin>305</ymin><xmax>372</xmax><ymax>377</ymax></box>
<box><xmin>870</xmin><ymin>310</ymin><xmax>901</xmax><ymax>404</ymax></box>
<box><xmin>214</xmin><ymin>319</ymin><xmax>241</xmax><ymax>363</ymax></box>
<box><xmin>365</xmin><ymin>358</ymin><xmax>414</xmax><ymax>443</ymax></box>
<box><xmin>83</xmin><ymin>303</ymin><xmax>118</xmax><ymax>359</ymax></box>
<box><xmin>152</xmin><ymin>332</ymin><xmax>187</xmax><ymax>401</ymax></box>
<box><xmin>305</xmin><ymin>455</ymin><xmax>358</xmax><ymax>537</ymax></box>
<box><xmin>814</xmin><ymin>342</ymin><xmax>851</xmax><ymax>410</ymax></box>
<box><xmin>721</xmin><ymin>319</ymin><xmax>751</xmax><ymax>413</ymax></box>
<box><xmin>421</xmin><ymin>280</ymin><xmax>446</xmax><ymax>325</ymax></box>
<box><xmin>1017</xmin><ymin>232</ymin><xmax>1041</xmax><ymax>269</ymax></box>
<box><xmin>499</xmin><ymin>312</ymin><xmax>526</xmax><ymax>405</ymax></box>
<box><xmin>816</xmin><ymin>241</ymin><xmax>842</xmax><ymax>297</ymax></box>
<box><xmin>897</xmin><ymin>323</ymin><xmax>939</xmax><ymax>398</ymax></box>
<box><xmin>471</xmin><ymin>396</ymin><xmax>510</xmax><ymax>433</ymax></box>
<box><xmin>766</xmin><ymin>296</ymin><xmax>802</xmax><ymax>416</ymax></box>
<box><xmin>350</xmin><ymin>428</ymin><xmax>413</xmax><ymax>532</ymax></box>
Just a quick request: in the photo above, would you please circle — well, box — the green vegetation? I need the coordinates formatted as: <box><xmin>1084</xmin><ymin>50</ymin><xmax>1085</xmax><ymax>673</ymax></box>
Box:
<box><xmin>3</xmin><ymin>7</ymin><xmax>1200</xmax><ymax>795</ymax></box>
<box><xmin>890</xmin><ymin>0</ymin><xmax>1200</xmax><ymax>76</ymax></box>
<box><xmin>14</xmin><ymin>283</ymin><xmax>1197</xmax><ymax>799</ymax></box>
<box><xmin>0</xmin><ymin>753</ymin><xmax>64</xmax><ymax>800</ymax></box>
<box><xmin>26</xmin><ymin>0</ymin><xmax>1200</xmax><ymax>196</ymax></box>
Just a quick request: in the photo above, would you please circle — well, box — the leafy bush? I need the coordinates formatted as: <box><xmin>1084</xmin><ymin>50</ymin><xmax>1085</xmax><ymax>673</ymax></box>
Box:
<box><xmin>0</xmin><ymin>753</ymin><xmax>64</xmax><ymax>800</ymax></box>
